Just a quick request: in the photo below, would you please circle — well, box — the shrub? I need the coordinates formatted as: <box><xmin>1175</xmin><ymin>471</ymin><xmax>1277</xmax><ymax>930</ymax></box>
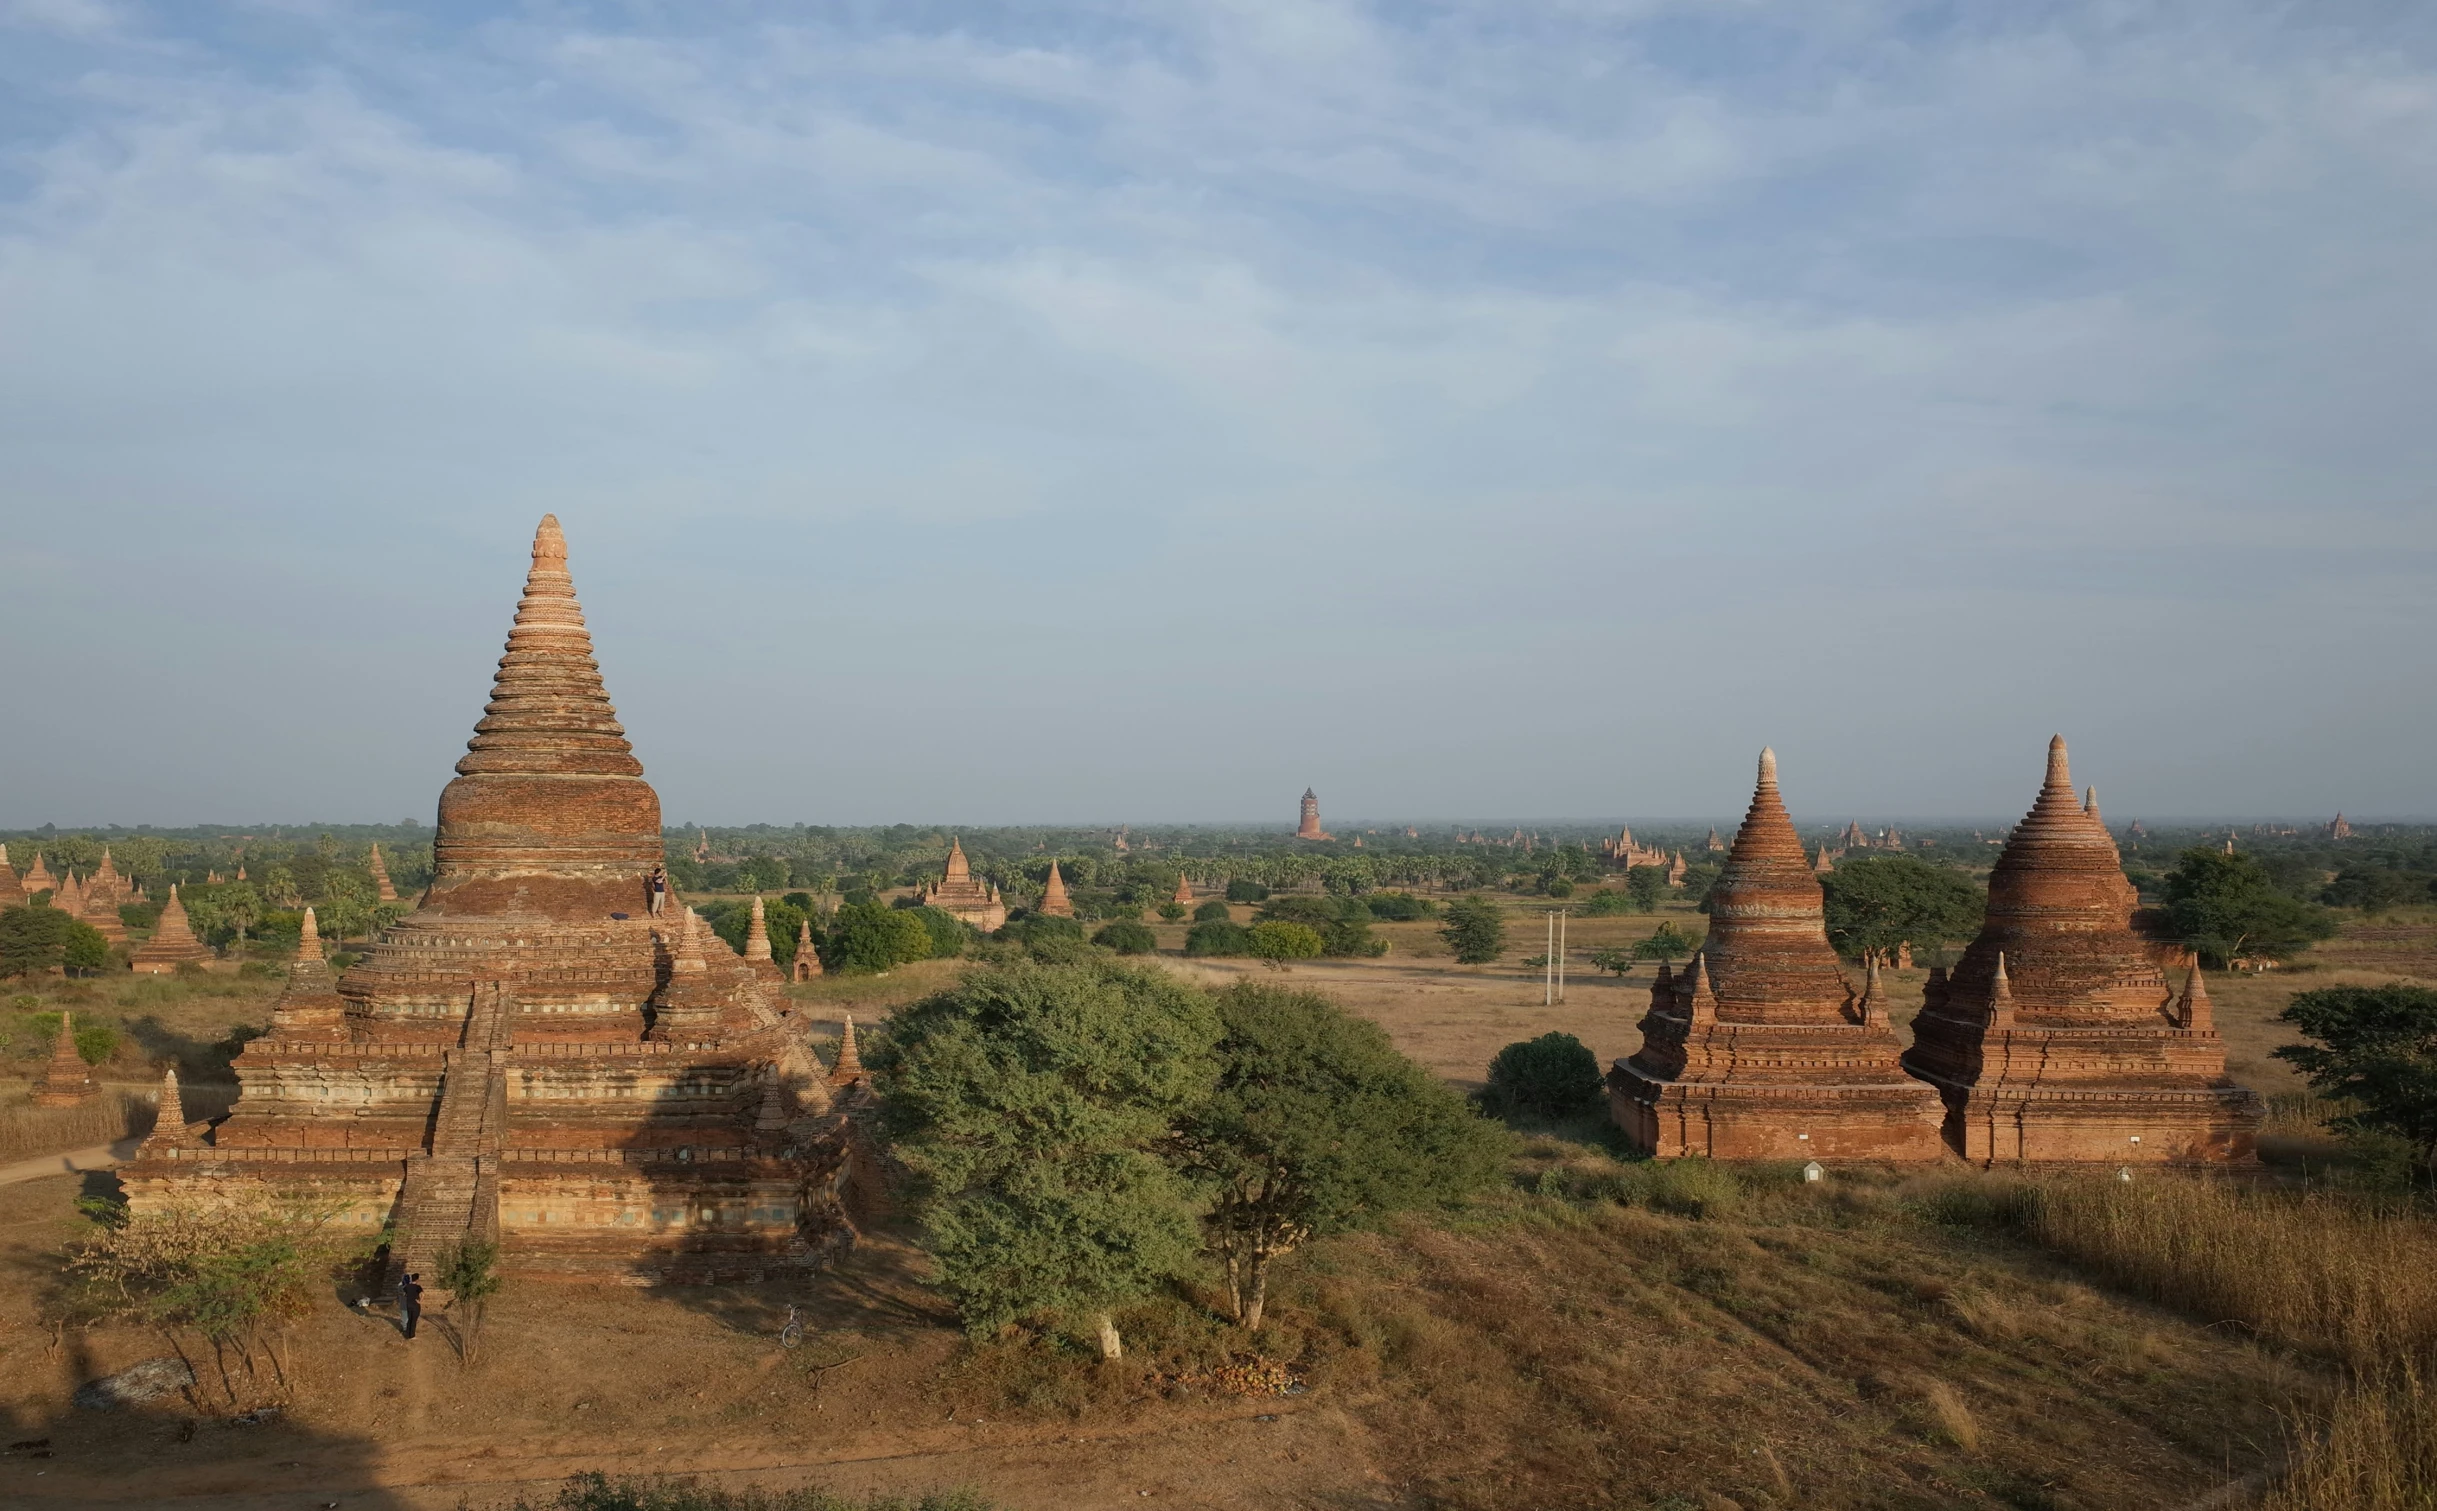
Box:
<box><xmin>823</xmin><ymin>902</ymin><xmax>932</xmax><ymax>973</ymax></box>
<box><xmin>1185</xmin><ymin>920</ymin><xmax>1252</xmax><ymax>957</ymax></box>
<box><xmin>1256</xmin><ymin>896</ymin><xmax>1342</xmax><ymax>928</ymax></box>
<box><xmin>1543</xmin><ymin>879</ymin><xmax>1574</xmax><ymax>898</ymax></box>
<box><xmin>1482</xmin><ymin>1032</ymin><xmax>1606</xmax><ymax>1121</ymax></box>
<box><xmin>995</xmin><ymin>913</ymin><xmax>1088</xmax><ymax>963</ymax></box>
<box><xmin>75</xmin><ymin>1023</ymin><xmax>118</xmax><ymax>1065</ymax></box>
<box><xmin>1225</xmin><ymin>880</ymin><xmax>1270</xmax><ymax>904</ymax></box>
<box><xmin>1641</xmin><ymin>1159</ymin><xmax>1742</xmax><ymax>1220</ymax></box>
<box><xmin>1156</xmin><ymin>902</ymin><xmax>1186</xmax><ymax>923</ymax></box>
<box><xmin>1633</xmin><ymin>922</ymin><xmax>1701</xmax><ymax>962</ymax></box>
<box><xmin>1091</xmin><ymin>921</ymin><xmax>1158</xmax><ymax>955</ymax></box>
<box><xmin>1580</xmin><ymin>889</ymin><xmax>1632</xmax><ymax>917</ymax></box>
<box><xmin>509</xmin><ymin>1472</ymin><xmax>1000</xmax><ymax>1511</ymax></box>
<box><xmin>62</xmin><ymin>920</ymin><xmax>109</xmax><ymax>975</ymax></box>
<box><xmin>1192</xmin><ymin>900</ymin><xmax>1232</xmax><ymax>923</ymax></box>
<box><xmin>1247</xmin><ymin>921</ymin><xmax>1324</xmax><ymax>963</ymax></box>
<box><xmin>1320</xmin><ymin>916</ymin><xmax>1388</xmax><ymax>958</ymax></box>
<box><xmin>1364</xmin><ymin>892</ymin><xmax>1435</xmax><ymax>921</ymax></box>
<box><xmin>913</xmin><ymin>906</ymin><xmax>973</xmax><ymax>962</ymax></box>
<box><xmin>2275</xmin><ymin>985</ymin><xmax>2437</xmax><ymax>1180</ymax></box>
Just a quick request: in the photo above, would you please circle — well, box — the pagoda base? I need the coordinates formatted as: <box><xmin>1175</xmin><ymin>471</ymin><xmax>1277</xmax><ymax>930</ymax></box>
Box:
<box><xmin>1908</xmin><ymin>1074</ymin><xmax>2263</xmax><ymax>1165</ymax></box>
<box><xmin>1609</xmin><ymin>1061</ymin><xmax>1948</xmax><ymax>1163</ymax></box>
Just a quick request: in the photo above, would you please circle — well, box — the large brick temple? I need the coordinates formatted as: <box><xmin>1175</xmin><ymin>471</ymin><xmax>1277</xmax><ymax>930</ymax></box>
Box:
<box><xmin>1610</xmin><ymin>749</ymin><xmax>1947</xmax><ymax>1162</ymax></box>
<box><xmin>120</xmin><ymin>516</ymin><xmax>850</xmax><ymax>1283</ymax></box>
<box><xmin>1904</xmin><ymin>737</ymin><xmax>2261</xmax><ymax>1165</ymax></box>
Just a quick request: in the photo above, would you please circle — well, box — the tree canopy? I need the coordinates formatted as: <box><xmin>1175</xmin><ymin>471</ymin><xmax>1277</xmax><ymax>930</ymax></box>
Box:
<box><xmin>1819</xmin><ymin>855</ymin><xmax>1985</xmax><ymax>963</ymax></box>
<box><xmin>874</xmin><ymin>961</ymin><xmax>1221</xmax><ymax>1353</ymax></box>
<box><xmin>1438</xmin><ymin>896</ymin><xmax>1507</xmax><ymax>964</ymax></box>
<box><xmin>1482</xmin><ymin>1032</ymin><xmax>1607</xmax><ymax>1121</ymax></box>
<box><xmin>2164</xmin><ymin>849</ymin><xmax>2339</xmax><ymax>967</ymax></box>
<box><xmin>0</xmin><ymin>905</ymin><xmax>75</xmax><ymax>977</ymax></box>
<box><xmin>1176</xmin><ymin>983</ymin><xmax>1505</xmax><ymax>1329</ymax></box>
<box><xmin>2276</xmin><ymin>984</ymin><xmax>2437</xmax><ymax>1180</ymax></box>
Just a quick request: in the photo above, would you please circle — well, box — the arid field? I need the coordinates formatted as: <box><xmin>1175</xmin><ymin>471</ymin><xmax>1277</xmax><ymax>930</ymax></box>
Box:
<box><xmin>0</xmin><ymin>897</ymin><xmax>2428</xmax><ymax>1510</ymax></box>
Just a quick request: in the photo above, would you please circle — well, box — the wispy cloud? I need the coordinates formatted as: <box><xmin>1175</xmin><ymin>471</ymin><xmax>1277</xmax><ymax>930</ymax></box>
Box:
<box><xmin>1</xmin><ymin>2</ymin><xmax>2433</xmax><ymax>823</ymax></box>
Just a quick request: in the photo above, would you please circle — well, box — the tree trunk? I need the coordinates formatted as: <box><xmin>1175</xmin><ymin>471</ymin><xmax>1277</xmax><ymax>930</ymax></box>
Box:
<box><xmin>1094</xmin><ymin>1313</ymin><xmax>1123</xmax><ymax>1361</ymax></box>
<box><xmin>1243</xmin><ymin>1257</ymin><xmax>1269</xmax><ymax>1332</ymax></box>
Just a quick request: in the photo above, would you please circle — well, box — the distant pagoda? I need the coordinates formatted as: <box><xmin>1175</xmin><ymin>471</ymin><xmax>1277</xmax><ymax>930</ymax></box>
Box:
<box><xmin>1037</xmin><ymin>860</ymin><xmax>1075</xmax><ymax>918</ymax></box>
<box><xmin>1295</xmin><ymin>788</ymin><xmax>1332</xmax><ymax>841</ymax></box>
<box><xmin>1904</xmin><ymin>737</ymin><xmax>2261</xmax><ymax>1165</ymax></box>
<box><xmin>367</xmin><ymin>842</ymin><xmax>399</xmax><ymax>901</ymax></box>
<box><xmin>919</xmin><ymin>839</ymin><xmax>1006</xmax><ymax>933</ymax></box>
<box><xmin>1610</xmin><ymin>749</ymin><xmax>1946</xmax><ymax>1162</ymax></box>
<box><xmin>130</xmin><ymin>884</ymin><xmax>214</xmax><ymax>975</ymax></box>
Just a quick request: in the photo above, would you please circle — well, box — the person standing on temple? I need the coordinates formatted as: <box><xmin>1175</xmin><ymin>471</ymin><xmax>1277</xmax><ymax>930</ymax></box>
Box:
<box><xmin>647</xmin><ymin>864</ymin><xmax>669</xmax><ymax>916</ymax></box>
<box><xmin>398</xmin><ymin>1272</ymin><xmax>424</xmax><ymax>1340</ymax></box>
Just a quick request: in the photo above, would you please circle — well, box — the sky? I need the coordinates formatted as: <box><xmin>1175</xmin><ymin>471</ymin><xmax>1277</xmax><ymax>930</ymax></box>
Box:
<box><xmin>3</xmin><ymin>1</ymin><xmax>2434</xmax><ymax>829</ymax></box>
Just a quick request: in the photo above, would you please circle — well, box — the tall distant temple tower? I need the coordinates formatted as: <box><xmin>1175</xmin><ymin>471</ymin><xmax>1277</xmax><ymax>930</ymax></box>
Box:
<box><xmin>1295</xmin><ymin>788</ymin><xmax>1331</xmax><ymax>841</ymax></box>
<box><xmin>919</xmin><ymin>839</ymin><xmax>1007</xmax><ymax>933</ymax></box>
<box><xmin>119</xmin><ymin>517</ymin><xmax>848</xmax><ymax>1284</ymax></box>
<box><xmin>1610</xmin><ymin>750</ymin><xmax>1946</xmax><ymax>1162</ymax></box>
<box><xmin>1904</xmin><ymin>737</ymin><xmax>2260</xmax><ymax>1165</ymax></box>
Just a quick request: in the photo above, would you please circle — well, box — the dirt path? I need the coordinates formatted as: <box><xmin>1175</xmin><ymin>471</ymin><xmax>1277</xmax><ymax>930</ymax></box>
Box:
<box><xmin>0</xmin><ymin>1138</ymin><xmax>138</xmax><ymax>1188</ymax></box>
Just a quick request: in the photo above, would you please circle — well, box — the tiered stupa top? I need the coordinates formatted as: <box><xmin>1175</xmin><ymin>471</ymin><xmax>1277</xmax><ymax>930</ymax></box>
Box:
<box><xmin>1943</xmin><ymin>736</ymin><xmax>2170</xmax><ymax>1023</ymax></box>
<box><xmin>1698</xmin><ymin>749</ymin><xmax>1857</xmax><ymax>1025</ymax></box>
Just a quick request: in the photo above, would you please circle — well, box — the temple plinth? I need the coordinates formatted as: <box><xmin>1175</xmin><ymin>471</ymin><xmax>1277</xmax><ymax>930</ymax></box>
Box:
<box><xmin>1610</xmin><ymin>749</ymin><xmax>1946</xmax><ymax>1162</ymax></box>
<box><xmin>120</xmin><ymin>515</ymin><xmax>852</xmax><ymax>1285</ymax></box>
<box><xmin>1903</xmin><ymin>737</ymin><xmax>2261</xmax><ymax>1165</ymax></box>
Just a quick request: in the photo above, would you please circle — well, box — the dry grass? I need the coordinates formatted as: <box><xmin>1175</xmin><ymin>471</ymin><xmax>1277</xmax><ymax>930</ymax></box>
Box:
<box><xmin>0</xmin><ymin>1088</ymin><xmax>154</xmax><ymax>1164</ymax></box>
<box><xmin>2263</xmin><ymin>1364</ymin><xmax>2437</xmax><ymax>1511</ymax></box>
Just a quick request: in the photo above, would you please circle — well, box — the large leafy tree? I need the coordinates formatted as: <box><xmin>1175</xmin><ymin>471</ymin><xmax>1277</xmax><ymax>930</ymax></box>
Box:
<box><xmin>822</xmin><ymin>901</ymin><xmax>931</xmax><ymax>972</ymax></box>
<box><xmin>1819</xmin><ymin>855</ymin><xmax>1985</xmax><ymax>964</ymax></box>
<box><xmin>0</xmin><ymin>905</ymin><xmax>74</xmax><ymax>977</ymax></box>
<box><xmin>1483</xmin><ymin>1032</ymin><xmax>1606</xmax><ymax>1121</ymax></box>
<box><xmin>876</xmin><ymin>960</ymin><xmax>1220</xmax><ymax>1357</ymax></box>
<box><xmin>1439</xmin><ymin>895</ymin><xmax>1507</xmax><ymax>964</ymax></box>
<box><xmin>2164</xmin><ymin>849</ymin><xmax>2338</xmax><ymax>967</ymax></box>
<box><xmin>1176</xmin><ymin>984</ymin><xmax>1504</xmax><ymax>1329</ymax></box>
<box><xmin>2276</xmin><ymin>985</ymin><xmax>2437</xmax><ymax>1180</ymax></box>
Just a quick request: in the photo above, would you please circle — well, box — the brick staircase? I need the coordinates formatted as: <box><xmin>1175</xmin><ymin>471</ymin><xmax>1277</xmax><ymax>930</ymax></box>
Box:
<box><xmin>390</xmin><ymin>983</ymin><xmax>512</xmax><ymax>1288</ymax></box>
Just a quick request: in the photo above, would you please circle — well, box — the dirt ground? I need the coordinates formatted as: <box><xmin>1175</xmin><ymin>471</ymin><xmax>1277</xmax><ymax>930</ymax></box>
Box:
<box><xmin>0</xmin><ymin>899</ymin><xmax>2425</xmax><ymax>1509</ymax></box>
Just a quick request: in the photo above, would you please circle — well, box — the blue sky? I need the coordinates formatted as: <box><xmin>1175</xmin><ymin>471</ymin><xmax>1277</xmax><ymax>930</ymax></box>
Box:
<box><xmin>3</xmin><ymin>1</ymin><xmax>2433</xmax><ymax>827</ymax></box>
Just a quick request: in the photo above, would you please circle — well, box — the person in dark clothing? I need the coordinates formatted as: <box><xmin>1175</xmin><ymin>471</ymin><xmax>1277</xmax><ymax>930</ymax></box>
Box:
<box><xmin>398</xmin><ymin>1272</ymin><xmax>424</xmax><ymax>1340</ymax></box>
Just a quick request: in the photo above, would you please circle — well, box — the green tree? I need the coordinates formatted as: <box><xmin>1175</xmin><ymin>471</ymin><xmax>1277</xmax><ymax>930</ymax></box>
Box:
<box><xmin>1247</xmin><ymin>920</ymin><xmax>1324</xmax><ymax>965</ymax></box>
<box><xmin>875</xmin><ymin>961</ymin><xmax>1221</xmax><ymax>1357</ymax></box>
<box><xmin>1225</xmin><ymin>879</ymin><xmax>1270</xmax><ymax>904</ymax></box>
<box><xmin>2323</xmin><ymin>867</ymin><xmax>2434</xmax><ymax>914</ymax></box>
<box><xmin>913</xmin><ymin>906</ymin><xmax>971</xmax><ymax>962</ymax></box>
<box><xmin>1438</xmin><ymin>896</ymin><xmax>1506</xmax><ymax>965</ymax></box>
<box><xmin>1624</xmin><ymin>867</ymin><xmax>1669</xmax><ymax>912</ymax></box>
<box><xmin>62</xmin><ymin>919</ymin><xmax>109</xmax><ymax>975</ymax></box>
<box><xmin>823</xmin><ymin>902</ymin><xmax>931</xmax><ymax>973</ymax></box>
<box><xmin>1156</xmin><ymin>902</ymin><xmax>1187</xmax><ymax>923</ymax></box>
<box><xmin>1184</xmin><ymin>920</ymin><xmax>1252</xmax><ymax>957</ymax></box>
<box><xmin>435</xmin><ymin>1238</ymin><xmax>504</xmax><ymax>1365</ymax></box>
<box><xmin>1176</xmin><ymin>983</ymin><xmax>1506</xmax><ymax>1329</ymax></box>
<box><xmin>1586</xmin><ymin>947</ymin><xmax>1636</xmax><ymax>977</ymax></box>
<box><xmin>1819</xmin><ymin>855</ymin><xmax>1985</xmax><ymax>964</ymax></box>
<box><xmin>1192</xmin><ymin>899</ymin><xmax>1233</xmax><ymax>923</ymax></box>
<box><xmin>1482</xmin><ymin>1032</ymin><xmax>1606</xmax><ymax>1121</ymax></box>
<box><xmin>2164</xmin><ymin>849</ymin><xmax>2339</xmax><ymax>967</ymax></box>
<box><xmin>75</xmin><ymin>1022</ymin><xmax>118</xmax><ymax>1065</ymax></box>
<box><xmin>1580</xmin><ymin>889</ymin><xmax>1632</xmax><ymax>917</ymax></box>
<box><xmin>0</xmin><ymin>905</ymin><xmax>75</xmax><ymax>977</ymax></box>
<box><xmin>1363</xmin><ymin>892</ymin><xmax>1434</xmax><ymax>922</ymax></box>
<box><xmin>2276</xmin><ymin>985</ymin><xmax>2437</xmax><ymax>1182</ymax></box>
<box><xmin>1091</xmin><ymin>921</ymin><xmax>1158</xmax><ymax>956</ymax></box>
<box><xmin>1632</xmin><ymin>922</ymin><xmax>1700</xmax><ymax>963</ymax></box>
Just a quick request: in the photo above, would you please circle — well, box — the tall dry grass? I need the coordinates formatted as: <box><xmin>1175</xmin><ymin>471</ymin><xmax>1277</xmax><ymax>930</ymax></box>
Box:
<box><xmin>0</xmin><ymin>1088</ymin><xmax>155</xmax><ymax>1165</ymax></box>
<box><xmin>2019</xmin><ymin>1176</ymin><xmax>2437</xmax><ymax>1368</ymax></box>
<box><xmin>1939</xmin><ymin>1171</ymin><xmax>2437</xmax><ymax>1509</ymax></box>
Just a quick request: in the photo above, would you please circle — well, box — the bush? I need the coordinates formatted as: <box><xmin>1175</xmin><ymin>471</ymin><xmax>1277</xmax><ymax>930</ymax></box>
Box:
<box><xmin>75</xmin><ymin>1023</ymin><xmax>118</xmax><ymax>1065</ymax></box>
<box><xmin>1364</xmin><ymin>892</ymin><xmax>1434</xmax><ymax>921</ymax></box>
<box><xmin>823</xmin><ymin>902</ymin><xmax>932</xmax><ymax>973</ymax></box>
<box><xmin>508</xmin><ymin>1472</ymin><xmax>999</xmax><ymax>1511</ymax></box>
<box><xmin>1543</xmin><ymin>879</ymin><xmax>1575</xmax><ymax>898</ymax></box>
<box><xmin>0</xmin><ymin>905</ymin><xmax>74</xmax><ymax>977</ymax></box>
<box><xmin>1482</xmin><ymin>1032</ymin><xmax>1606</xmax><ymax>1121</ymax></box>
<box><xmin>914</xmin><ymin>906</ymin><xmax>972</xmax><ymax>962</ymax></box>
<box><xmin>1580</xmin><ymin>889</ymin><xmax>1632</xmax><ymax>916</ymax></box>
<box><xmin>1320</xmin><ymin>916</ymin><xmax>1388</xmax><ymax>958</ymax></box>
<box><xmin>1256</xmin><ymin>896</ymin><xmax>1343</xmax><ymax>928</ymax></box>
<box><xmin>1185</xmin><ymin>920</ymin><xmax>1252</xmax><ymax>957</ymax></box>
<box><xmin>1192</xmin><ymin>899</ymin><xmax>1232</xmax><ymax>923</ymax></box>
<box><xmin>995</xmin><ymin>913</ymin><xmax>1088</xmax><ymax>963</ymax></box>
<box><xmin>1225</xmin><ymin>880</ymin><xmax>1270</xmax><ymax>904</ymax></box>
<box><xmin>1641</xmin><ymin>1159</ymin><xmax>1741</xmax><ymax>1220</ymax></box>
<box><xmin>62</xmin><ymin>920</ymin><xmax>109</xmax><ymax>975</ymax></box>
<box><xmin>1247</xmin><ymin>921</ymin><xmax>1324</xmax><ymax>962</ymax></box>
<box><xmin>1091</xmin><ymin>921</ymin><xmax>1158</xmax><ymax>956</ymax></box>
<box><xmin>1156</xmin><ymin>902</ymin><xmax>1186</xmax><ymax>923</ymax></box>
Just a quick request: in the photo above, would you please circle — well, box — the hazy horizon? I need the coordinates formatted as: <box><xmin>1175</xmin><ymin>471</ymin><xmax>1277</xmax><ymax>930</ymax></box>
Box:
<box><xmin>5</xmin><ymin>4</ymin><xmax>2433</xmax><ymax>826</ymax></box>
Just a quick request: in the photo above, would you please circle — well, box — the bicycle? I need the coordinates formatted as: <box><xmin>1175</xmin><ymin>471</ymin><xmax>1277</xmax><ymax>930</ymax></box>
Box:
<box><xmin>777</xmin><ymin>1304</ymin><xmax>804</xmax><ymax>1350</ymax></box>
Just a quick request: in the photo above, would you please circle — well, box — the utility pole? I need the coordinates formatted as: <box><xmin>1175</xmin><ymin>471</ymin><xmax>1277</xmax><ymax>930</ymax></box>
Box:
<box><xmin>1558</xmin><ymin>908</ymin><xmax>1568</xmax><ymax>1002</ymax></box>
<box><xmin>1544</xmin><ymin>910</ymin><xmax>1555</xmax><ymax>1006</ymax></box>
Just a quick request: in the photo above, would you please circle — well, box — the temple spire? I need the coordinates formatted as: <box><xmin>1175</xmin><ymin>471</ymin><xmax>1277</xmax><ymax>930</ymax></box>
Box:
<box><xmin>745</xmin><ymin>895</ymin><xmax>773</xmax><ymax>963</ymax></box>
<box><xmin>1684</xmin><ymin>952</ymin><xmax>1717</xmax><ymax>1025</ymax></box>
<box><xmin>298</xmin><ymin>906</ymin><xmax>321</xmax><ymax>958</ymax></box>
<box><xmin>1988</xmin><ymin>952</ymin><xmax>2018</xmax><ymax>1029</ymax></box>
<box><xmin>33</xmin><ymin>1012</ymin><xmax>95</xmax><ymax>1106</ymax></box>
<box><xmin>154</xmin><ymin>1066</ymin><xmax>186</xmax><ymax>1144</ymax></box>
<box><xmin>1039</xmin><ymin>860</ymin><xmax>1074</xmax><ymax>918</ymax></box>
<box><xmin>830</xmin><ymin>1014</ymin><xmax>865</xmax><ymax>1085</ymax></box>
<box><xmin>2179</xmin><ymin>964</ymin><xmax>2214</xmax><ymax>1032</ymax></box>
<box><xmin>455</xmin><ymin>515</ymin><xmax>641</xmax><ymax>780</ymax></box>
